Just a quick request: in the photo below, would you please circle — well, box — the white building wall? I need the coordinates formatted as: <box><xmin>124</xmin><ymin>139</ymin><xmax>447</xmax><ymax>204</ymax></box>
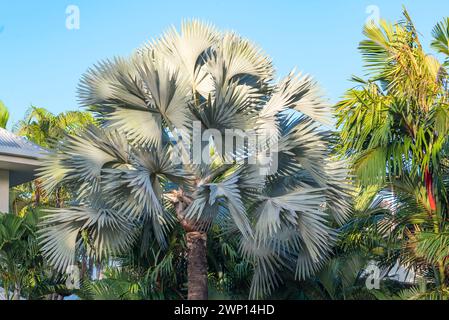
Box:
<box><xmin>0</xmin><ymin>170</ymin><xmax>9</xmax><ymax>213</ymax></box>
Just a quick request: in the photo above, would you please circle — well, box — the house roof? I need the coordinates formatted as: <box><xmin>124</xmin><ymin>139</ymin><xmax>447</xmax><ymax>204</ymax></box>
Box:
<box><xmin>0</xmin><ymin>128</ymin><xmax>47</xmax><ymax>186</ymax></box>
<box><xmin>0</xmin><ymin>128</ymin><xmax>46</xmax><ymax>159</ymax></box>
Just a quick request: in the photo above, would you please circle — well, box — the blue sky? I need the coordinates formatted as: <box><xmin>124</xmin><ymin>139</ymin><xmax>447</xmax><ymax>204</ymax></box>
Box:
<box><xmin>0</xmin><ymin>0</ymin><xmax>447</xmax><ymax>127</ymax></box>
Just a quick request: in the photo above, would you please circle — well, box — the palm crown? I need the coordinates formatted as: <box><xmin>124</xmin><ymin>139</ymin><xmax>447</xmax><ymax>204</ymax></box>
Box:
<box><xmin>38</xmin><ymin>21</ymin><xmax>351</xmax><ymax>299</ymax></box>
<box><xmin>335</xmin><ymin>10</ymin><xmax>449</xmax><ymax>295</ymax></box>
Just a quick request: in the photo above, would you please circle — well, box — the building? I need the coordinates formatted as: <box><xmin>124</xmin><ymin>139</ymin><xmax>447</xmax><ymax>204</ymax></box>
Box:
<box><xmin>0</xmin><ymin>128</ymin><xmax>45</xmax><ymax>213</ymax></box>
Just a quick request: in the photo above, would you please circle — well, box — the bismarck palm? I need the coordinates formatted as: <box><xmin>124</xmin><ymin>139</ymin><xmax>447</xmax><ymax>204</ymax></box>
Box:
<box><xmin>38</xmin><ymin>21</ymin><xmax>351</xmax><ymax>299</ymax></box>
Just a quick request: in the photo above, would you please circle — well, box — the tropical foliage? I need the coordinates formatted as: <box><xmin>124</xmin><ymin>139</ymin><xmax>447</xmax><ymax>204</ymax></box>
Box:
<box><xmin>10</xmin><ymin>107</ymin><xmax>95</xmax><ymax>214</ymax></box>
<box><xmin>14</xmin><ymin>106</ymin><xmax>95</xmax><ymax>148</ymax></box>
<box><xmin>0</xmin><ymin>100</ymin><xmax>9</xmax><ymax>129</ymax></box>
<box><xmin>0</xmin><ymin>209</ymin><xmax>68</xmax><ymax>300</ymax></box>
<box><xmin>0</xmin><ymin>106</ymin><xmax>96</xmax><ymax>300</ymax></box>
<box><xmin>335</xmin><ymin>9</ymin><xmax>449</xmax><ymax>299</ymax></box>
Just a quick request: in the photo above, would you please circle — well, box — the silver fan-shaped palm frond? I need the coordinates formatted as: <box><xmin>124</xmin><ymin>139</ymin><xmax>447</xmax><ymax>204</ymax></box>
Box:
<box><xmin>253</xmin><ymin>187</ymin><xmax>326</xmax><ymax>242</ymax></box>
<box><xmin>80</xmin><ymin>55</ymin><xmax>194</xmax><ymax>146</ymax></box>
<box><xmin>39</xmin><ymin>204</ymin><xmax>137</xmax><ymax>273</ymax></box>
<box><xmin>208</xmin><ymin>33</ymin><xmax>273</xmax><ymax>89</ymax></box>
<box><xmin>258</xmin><ymin>72</ymin><xmax>333</xmax><ymax>142</ymax></box>
<box><xmin>78</xmin><ymin>57</ymin><xmax>145</xmax><ymax>109</ymax></box>
<box><xmin>134</xmin><ymin>53</ymin><xmax>194</xmax><ymax>133</ymax></box>
<box><xmin>185</xmin><ymin>165</ymin><xmax>258</xmax><ymax>238</ymax></box>
<box><xmin>38</xmin><ymin>126</ymin><xmax>130</xmax><ymax>196</ymax></box>
<box><xmin>198</xmin><ymin>81</ymin><xmax>262</xmax><ymax>132</ymax></box>
<box><xmin>101</xmin><ymin>146</ymin><xmax>191</xmax><ymax>245</ymax></box>
<box><xmin>150</xmin><ymin>20</ymin><xmax>219</xmax><ymax>94</ymax></box>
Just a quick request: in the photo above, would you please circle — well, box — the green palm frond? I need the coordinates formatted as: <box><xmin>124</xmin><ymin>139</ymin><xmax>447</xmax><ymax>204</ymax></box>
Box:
<box><xmin>373</xmin><ymin>281</ymin><xmax>449</xmax><ymax>300</ymax></box>
<box><xmin>414</xmin><ymin>232</ymin><xmax>449</xmax><ymax>266</ymax></box>
<box><xmin>14</xmin><ymin>106</ymin><xmax>95</xmax><ymax>149</ymax></box>
<box><xmin>79</xmin><ymin>277</ymin><xmax>136</xmax><ymax>300</ymax></box>
<box><xmin>431</xmin><ymin>18</ymin><xmax>449</xmax><ymax>62</ymax></box>
<box><xmin>0</xmin><ymin>100</ymin><xmax>9</xmax><ymax>129</ymax></box>
<box><xmin>0</xmin><ymin>214</ymin><xmax>25</xmax><ymax>244</ymax></box>
<box><xmin>359</xmin><ymin>19</ymin><xmax>396</xmax><ymax>76</ymax></box>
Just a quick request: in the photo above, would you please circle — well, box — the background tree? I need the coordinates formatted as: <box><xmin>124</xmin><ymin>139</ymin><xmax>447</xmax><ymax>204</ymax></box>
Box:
<box><xmin>38</xmin><ymin>21</ymin><xmax>351</xmax><ymax>300</ymax></box>
<box><xmin>13</xmin><ymin>106</ymin><xmax>95</xmax><ymax>208</ymax></box>
<box><xmin>0</xmin><ymin>209</ymin><xmax>68</xmax><ymax>300</ymax></box>
<box><xmin>335</xmin><ymin>9</ymin><xmax>449</xmax><ymax>298</ymax></box>
<box><xmin>15</xmin><ymin>106</ymin><xmax>94</xmax><ymax>148</ymax></box>
<box><xmin>0</xmin><ymin>100</ymin><xmax>9</xmax><ymax>129</ymax></box>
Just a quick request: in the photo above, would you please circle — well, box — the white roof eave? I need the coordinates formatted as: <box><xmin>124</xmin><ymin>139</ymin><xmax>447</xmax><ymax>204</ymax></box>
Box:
<box><xmin>0</xmin><ymin>128</ymin><xmax>47</xmax><ymax>160</ymax></box>
<box><xmin>0</xmin><ymin>128</ymin><xmax>47</xmax><ymax>186</ymax></box>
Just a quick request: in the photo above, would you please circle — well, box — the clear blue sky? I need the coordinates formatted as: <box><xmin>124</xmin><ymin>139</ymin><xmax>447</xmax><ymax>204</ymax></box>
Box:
<box><xmin>0</xmin><ymin>0</ymin><xmax>447</xmax><ymax>127</ymax></box>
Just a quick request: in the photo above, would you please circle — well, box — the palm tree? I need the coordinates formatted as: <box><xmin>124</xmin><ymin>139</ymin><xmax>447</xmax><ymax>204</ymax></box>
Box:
<box><xmin>15</xmin><ymin>106</ymin><xmax>94</xmax><ymax>148</ymax></box>
<box><xmin>432</xmin><ymin>17</ymin><xmax>449</xmax><ymax>66</ymax></box>
<box><xmin>336</xmin><ymin>9</ymin><xmax>449</xmax><ymax>297</ymax></box>
<box><xmin>0</xmin><ymin>100</ymin><xmax>9</xmax><ymax>129</ymax></box>
<box><xmin>38</xmin><ymin>21</ymin><xmax>351</xmax><ymax>300</ymax></box>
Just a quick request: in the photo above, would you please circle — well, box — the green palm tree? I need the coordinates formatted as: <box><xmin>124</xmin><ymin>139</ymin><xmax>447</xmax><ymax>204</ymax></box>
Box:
<box><xmin>336</xmin><ymin>9</ymin><xmax>449</xmax><ymax>297</ymax></box>
<box><xmin>0</xmin><ymin>100</ymin><xmax>10</xmax><ymax>128</ymax></box>
<box><xmin>432</xmin><ymin>17</ymin><xmax>449</xmax><ymax>66</ymax></box>
<box><xmin>38</xmin><ymin>21</ymin><xmax>351</xmax><ymax>300</ymax></box>
<box><xmin>15</xmin><ymin>106</ymin><xmax>94</xmax><ymax>148</ymax></box>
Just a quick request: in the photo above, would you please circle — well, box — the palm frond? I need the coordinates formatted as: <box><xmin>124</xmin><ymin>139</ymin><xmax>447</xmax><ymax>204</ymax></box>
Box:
<box><xmin>150</xmin><ymin>20</ymin><xmax>219</xmax><ymax>95</ymax></box>
<box><xmin>431</xmin><ymin>18</ymin><xmax>449</xmax><ymax>60</ymax></box>
<box><xmin>38</xmin><ymin>205</ymin><xmax>137</xmax><ymax>273</ymax></box>
<box><xmin>0</xmin><ymin>100</ymin><xmax>9</xmax><ymax>129</ymax></box>
<box><xmin>38</xmin><ymin>126</ymin><xmax>130</xmax><ymax>195</ymax></box>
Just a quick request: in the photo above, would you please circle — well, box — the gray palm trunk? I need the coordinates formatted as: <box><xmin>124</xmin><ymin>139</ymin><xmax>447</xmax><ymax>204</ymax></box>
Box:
<box><xmin>186</xmin><ymin>231</ymin><xmax>208</xmax><ymax>300</ymax></box>
<box><xmin>174</xmin><ymin>192</ymin><xmax>209</xmax><ymax>299</ymax></box>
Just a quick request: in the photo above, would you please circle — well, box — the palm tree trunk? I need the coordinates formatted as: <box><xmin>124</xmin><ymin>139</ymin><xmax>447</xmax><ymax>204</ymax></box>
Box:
<box><xmin>170</xmin><ymin>190</ymin><xmax>208</xmax><ymax>300</ymax></box>
<box><xmin>55</xmin><ymin>187</ymin><xmax>63</xmax><ymax>208</ymax></box>
<box><xmin>186</xmin><ymin>231</ymin><xmax>208</xmax><ymax>300</ymax></box>
<box><xmin>34</xmin><ymin>179</ymin><xmax>42</xmax><ymax>207</ymax></box>
<box><xmin>95</xmin><ymin>261</ymin><xmax>102</xmax><ymax>280</ymax></box>
<box><xmin>88</xmin><ymin>257</ymin><xmax>94</xmax><ymax>279</ymax></box>
<box><xmin>81</xmin><ymin>254</ymin><xmax>88</xmax><ymax>279</ymax></box>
